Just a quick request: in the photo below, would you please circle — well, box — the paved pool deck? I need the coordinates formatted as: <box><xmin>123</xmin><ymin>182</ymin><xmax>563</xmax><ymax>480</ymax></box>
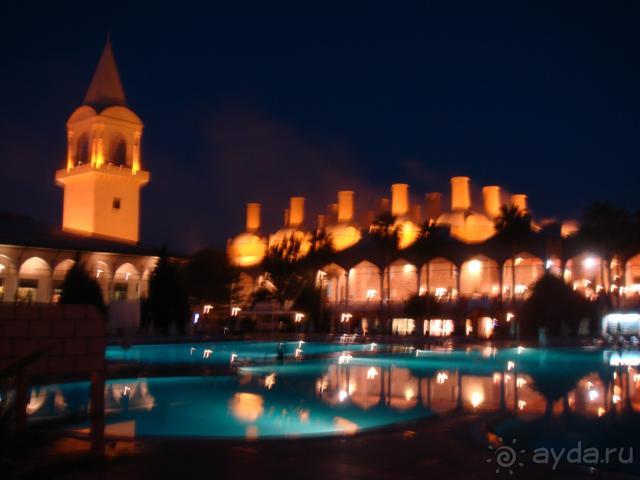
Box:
<box><xmin>15</xmin><ymin>413</ymin><xmax>631</xmax><ymax>480</ymax></box>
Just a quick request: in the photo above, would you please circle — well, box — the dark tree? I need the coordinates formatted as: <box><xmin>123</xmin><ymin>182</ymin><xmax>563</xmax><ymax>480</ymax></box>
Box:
<box><xmin>579</xmin><ymin>202</ymin><xmax>633</xmax><ymax>290</ymax></box>
<box><xmin>494</xmin><ymin>204</ymin><xmax>533</xmax><ymax>301</ymax></box>
<box><xmin>148</xmin><ymin>250</ymin><xmax>190</xmax><ymax>334</ymax></box>
<box><xmin>371</xmin><ymin>212</ymin><xmax>400</xmax><ymax>320</ymax></box>
<box><xmin>182</xmin><ymin>248</ymin><xmax>237</xmax><ymax>305</ymax></box>
<box><xmin>519</xmin><ymin>273</ymin><xmax>592</xmax><ymax>339</ymax></box>
<box><xmin>404</xmin><ymin>293</ymin><xmax>441</xmax><ymax>335</ymax></box>
<box><xmin>258</xmin><ymin>233</ymin><xmax>307</xmax><ymax>307</ymax></box>
<box><xmin>59</xmin><ymin>260</ymin><xmax>106</xmax><ymax>313</ymax></box>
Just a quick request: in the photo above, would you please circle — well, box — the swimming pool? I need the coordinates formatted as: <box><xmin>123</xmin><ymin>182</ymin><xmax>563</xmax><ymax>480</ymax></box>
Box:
<box><xmin>106</xmin><ymin>340</ymin><xmax>376</xmax><ymax>366</ymax></box>
<box><xmin>26</xmin><ymin>345</ymin><xmax>640</xmax><ymax>448</ymax></box>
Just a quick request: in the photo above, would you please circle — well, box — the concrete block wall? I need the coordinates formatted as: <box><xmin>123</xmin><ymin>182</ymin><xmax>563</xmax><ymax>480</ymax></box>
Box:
<box><xmin>0</xmin><ymin>304</ymin><xmax>106</xmax><ymax>378</ymax></box>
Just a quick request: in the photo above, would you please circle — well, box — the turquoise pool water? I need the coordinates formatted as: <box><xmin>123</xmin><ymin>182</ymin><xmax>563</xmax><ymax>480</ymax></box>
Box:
<box><xmin>106</xmin><ymin>341</ymin><xmax>375</xmax><ymax>365</ymax></box>
<box><xmin>27</xmin><ymin>344</ymin><xmax>640</xmax><ymax>451</ymax></box>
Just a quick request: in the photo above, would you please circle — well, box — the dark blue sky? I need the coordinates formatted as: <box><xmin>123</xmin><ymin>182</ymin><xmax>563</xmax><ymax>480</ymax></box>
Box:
<box><xmin>2</xmin><ymin>3</ymin><xmax>640</xmax><ymax>251</ymax></box>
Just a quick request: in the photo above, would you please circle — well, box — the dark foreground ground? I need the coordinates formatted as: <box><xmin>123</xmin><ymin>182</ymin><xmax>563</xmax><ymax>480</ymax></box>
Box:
<box><xmin>12</xmin><ymin>412</ymin><xmax>635</xmax><ymax>480</ymax></box>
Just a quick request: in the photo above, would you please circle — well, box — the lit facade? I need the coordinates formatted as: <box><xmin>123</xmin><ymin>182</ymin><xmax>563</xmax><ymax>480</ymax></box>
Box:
<box><xmin>229</xmin><ymin>177</ymin><xmax>640</xmax><ymax>327</ymax></box>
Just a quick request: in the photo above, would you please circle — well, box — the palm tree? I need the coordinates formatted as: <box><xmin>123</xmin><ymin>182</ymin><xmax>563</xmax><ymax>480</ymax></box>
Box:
<box><xmin>579</xmin><ymin>202</ymin><xmax>633</xmax><ymax>296</ymax></box>
<box><xmin>371</xmin><ymin>212</ymin><xmax>400</xmax><ymax>329</ymax></box>
<box><xmin>494</xmin><ymin>204</ymin><xmax>532</xmax><ymax>303</ymax></box>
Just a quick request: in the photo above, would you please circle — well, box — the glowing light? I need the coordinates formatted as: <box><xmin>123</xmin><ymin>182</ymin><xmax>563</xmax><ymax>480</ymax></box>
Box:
<box><xmin>545</xmin><ymin>259</ymin><xmax>554</xmax><ymax>269</ymax></box>
<box><xmin>338</xmin><ymin>353</ymin><xmax>353</xmax><ymax>364</ymax></box>
<box><xmin>193</xmin><ymin>313</ymin><xmax>200</xmax><ymax>324</ymax></box>
<box><xmin>96</xmin><ymin>268</ymin><xmax>103</xmax><ymax>279</ymax></box>
<box><xmin>493</xmin><ymin>373</ymin><xmax>502</xmax><ymax>383</ymax></box>
<box><xmin>125</xmin><ymin>272</ymin><xmax>131</xmax><ymax>281</ymax></box>
<box><xmin>341</xmin><ymin>313</ymin><xmax>353</xmax><ymax>323</ymax></box>
<box><xmin>294</xmin><ymin>348</ymin><xmax>303</xmax><ymax>359</ymax></box>
<box><xmin>514</xmin><ymin>257</ymin><xmax>523</xmax><ymax>266</ymax></box>
<box><xmin>507</xmin><ymin>361</ymin><xmax>515</xmax><ymax>371</ymax></box>
<box><xmin>588</xmin><ymin>390</ymin><xmax>599</xmax><ymax>401</ymax></box>
<box><xmin>190</xmin><ymin>347</ymin><xmax>196</xmax><ymax>355</ymax></box>
<box><xmin>294</xmin><ymin>312</ymin><xmax>305</xmax><ymax>323</ymax></box>
<box><xmin>436</xmin><ymin>372</ymin><xmax>449</xmax><ymax>384</ymax></box>
<box><xmin>229</xmin><ymin>393</ymin><xmax>264</xmax><ymax>422</ymax></box>
<box><xmin>230</xmin><ymin>353</ymin><xmax>238</xmax><ymax>364</ymax></box>
<box><xmin>403</xmin><ymin>264</ymin><xmax>414</xmax><ymax>274</ymax></box>
<box><xmin>0</xmin><ymin>264</ymin><xmax>4</xmax><ymax>272</ymax></box>
<box><xmin>517</xmin><ymin>346</ymin><xmax>525</xmax><ymax>354</ymax></box>
<box><xmin>231</xmin><ymin>307</ymin><xmax>242</xmax><ymax>317</ymax></box>
<box><xmin>597</xmin><ymin>407</ymin><xmax>606</xmax><ymax>417</ymax></box>
<box><xmin>366</xmin><ymin>367</ymin><xmax>379</xmax><ymax>380</ymax></box>
<box><xmin>265</xmin><ymin>372</ymin><xmax>276</xmax><ymax>390</ymax></box>
<box><xmin>369</xmin><ymin>343</ymin><xmax>377</xmax><ymax>351</ymax></box>
<box><xmin>203</xmin><ymin>348</ymin><xmax>213</xmax><ymax>359</ymax></box>
<box><xmin>612</xmin><ymin>394</ymin><xmax>621</xmax><ymax>404</ymax></box>
<box><xmin>516</xmin><ymin>377</ymin><xmax>526</xmax><ymax>388</ymax></box>
<box><xmin>467</xmin><ymin>259</ymin><xmax>482</xmax><ymax>275</ymax></box>
<box><xmin>514</xmin><ymin>284</ymin><xmax>527</xmax><ymax>295</ymax></box>
<box><xmin>583</xmin><ymin>257</ymin><xmax>597</xmax><ymax>269</ymax></box>
<box><xmin>366</xmin><ymin>289</ymin><xmax>377</xmax><ymax>300</ymax></box>
<box><xmin>404</xmin><ymin>388</ymin><xmax>415</xmax><ymax>401</ymax></box>
<box><xmin>470</xmin><ymin>391</ymin><xmax>484</xmax><ymax>408</ymax></box>
<box><xmin>123</xmin><ymin>386</ymin><xmax>131</xmax><ymax>396</ymax></box>
<box><xmin>203</xmin><ymin>304</ymin><xmax>213</xmax><ymax>314</ymax></box>
<box><xmin>338</xmin><ymin>390</ymin><xmax>348</xmax><ymax>402</ymax></box>
<box><xmin>419</xmin><ymin>287</ymin><xmax>427</xmax><ymax>296</ymax></box>
<box><xmin>435</xmin><ymin>287</ymin><xmax>447</xmax><ymax>299</ymax></box>
<box><xmin>517</xmin><ymin>400</ymin><xmax>527</xmax><ymax>411</ymax></box>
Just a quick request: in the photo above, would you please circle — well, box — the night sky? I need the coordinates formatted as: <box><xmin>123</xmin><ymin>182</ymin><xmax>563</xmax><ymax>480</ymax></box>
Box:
<box><xmin>2</xmin><ymin>3</ymin><xmax>640</xmax><ymax>252</ymax></box>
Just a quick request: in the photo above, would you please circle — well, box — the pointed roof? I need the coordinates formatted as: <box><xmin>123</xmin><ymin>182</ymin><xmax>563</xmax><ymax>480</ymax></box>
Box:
<box><xmin>83</xmin><ymin>39</ymin><xmax>127</xmax><ymax>110</ymax></box>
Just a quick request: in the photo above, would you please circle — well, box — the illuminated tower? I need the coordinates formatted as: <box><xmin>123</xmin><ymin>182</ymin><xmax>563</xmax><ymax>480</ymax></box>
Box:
<box><xmin>55</xmin><ymin>40</ymin><xmax>149</xmax><ymax>243</ymax></box>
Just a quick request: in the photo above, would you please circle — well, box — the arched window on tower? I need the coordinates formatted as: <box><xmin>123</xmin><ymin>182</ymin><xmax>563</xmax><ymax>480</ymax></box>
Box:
<box><xmin>110</xmin><ymin>136</ymin><xmax>127</xmax><ymax>166</ymax></box>
<box><xmin>75</xmin><ymin>134</ymin><xmax>90</xmax><ymax>166</ymax></box>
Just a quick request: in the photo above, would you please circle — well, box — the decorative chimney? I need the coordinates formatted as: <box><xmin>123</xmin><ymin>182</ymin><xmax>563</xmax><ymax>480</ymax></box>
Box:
<box><xmin>511</xmin><ymin>194</ymin><xmax>528</xmax><ymax>212</ymax></box>
<box><xmin>289</xmin><ymin>197</ymin><xmax>305</xmax><ymax>228</ymax></box>
<box><xmin>482</xmin><ymin>186</ymin><xmax>501</xmax><ymax>219</ymax></box>
<box><xmin>337</xmin><ymin>191</ymin><xmax>354</xmax><ymax>224</ymax></box>
<box><xmin>451</xmin><ymin>176</ymin><xmax>471</xmax><ymax>211</ymax></box>
<box><xmin>391</xmin><ymin>183</ymin><xmax>409</xmax><ymax>217</ymax></box>
<box><xmin>246</xmin><ymin>203</ymin><xmax>261</xmax><ymax>232</ymax></box>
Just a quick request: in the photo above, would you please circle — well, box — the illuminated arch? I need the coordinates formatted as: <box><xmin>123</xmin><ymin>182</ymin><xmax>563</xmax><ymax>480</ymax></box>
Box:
<box><xmin>109</xmin><ymin>135</ymin><xmax>127</xmax><ymax>166</ymax></box>
<box><xmin>625</xmin><ymin>254</ymin><xmax>640</xmax><ymax>296</ymax></box>
<box><xmin>53</xmin><ymin>259</ymin><xmax>75</xmax><ymax>280</ymax></box>
<box><xmin>75</xmin><ymin>133</ymin><xmax>90</xmax><ymax>166</ymax></box>
<box><xmin>460</xmin><ymin>255</ymin><xmax>499</xmax><ymax>298</ymax></box>
<box><xmin>18</xmin><ymin>257</ymin><xmax>51</xmax><ymax>303</ymax></box>
<box><xmin>113</xmin><ymin>262</ymin><xmax>140</xmax><ymax>301</ymax></box>
<box><xmin>320</xmin><ymin>263</ymin><xmax>347</xmax><ymax>304</ymax></box>
<box><xmin>565</xmin><ymin>253</ymin><xmax>604</xmax><ymax>299</ymax></box>
<box><xmin>422</xmin><ymin>257</ymin><xmax>457</xmax><ymax>299</ymax></box>
<box><xmin>348</xmin><ymin>260</ymin><xmax>381</xmax><ymax>303</ymax></box>
<box><xmin>385</xmin><ymin>258</ymin><xmax>418</xmax><ymax>302</ymax></box>
<box><xmin>502</xmin><ymin>252</ymin><xmax>544</xmax><ymax>300</ymax></box>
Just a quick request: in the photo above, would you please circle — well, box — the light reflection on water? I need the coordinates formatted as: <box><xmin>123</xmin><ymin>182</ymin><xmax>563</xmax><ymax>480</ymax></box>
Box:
<box><xmin>25</xmin><ymin>346</ymin><xmax>640</xmax><ymax>439</ymax></box>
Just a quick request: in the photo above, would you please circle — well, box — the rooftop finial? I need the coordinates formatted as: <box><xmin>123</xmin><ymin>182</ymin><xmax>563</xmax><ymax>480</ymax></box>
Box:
<box><xmin>83</xmin><ymin>36</ymin><xmax>127</xmax><ymax>110</ymax></box>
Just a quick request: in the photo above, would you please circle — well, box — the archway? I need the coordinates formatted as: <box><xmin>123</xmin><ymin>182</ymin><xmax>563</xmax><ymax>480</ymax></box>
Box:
<box><xmin>52</xmin><ymin>259</ymin><xmax>75</xmax><ymax>303</ymax></box>
<box><xmin>460</xmin><ymin>255</ymin><xmax>499</xmax><ymax>298</ymax></box>
<box><xmin>113</xmin><ymin>262</ymin><xmax>140</xmax><ymax>301</ymax></box>
<box><xmin>18</xmin><ymin>257</ymin><xmax>51</xmax><ymax>303</ymax></box>
<box><xmin>320</xmin><ymin>263</ymin><xmax>347</xmax><ymax>305</ymax></box>
<box><xmin>385</xmin><ymin>259</ymin><xmax>418</xmax><ymax>302</ymax></box>
<box><xmin>422</xmin><ymin>257</ymin><xmax>457</xmax><ymax>300</ymax></box>
<box><xmin>502</xmin><ymin>252</ymin><xmax>544</xmax><ymax>300</ymax></box>
<box><xmin>348</xmin><ymin>261</ymin><xmax>381</xmax><ymax>304</ymax></box>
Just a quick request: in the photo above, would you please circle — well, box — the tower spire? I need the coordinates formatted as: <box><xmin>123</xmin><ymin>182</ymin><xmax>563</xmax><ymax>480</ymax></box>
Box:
<box><xmin>83</xmin><ymin>38</ymin><xmax>126</xmax><ymax>110</ymax></box>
